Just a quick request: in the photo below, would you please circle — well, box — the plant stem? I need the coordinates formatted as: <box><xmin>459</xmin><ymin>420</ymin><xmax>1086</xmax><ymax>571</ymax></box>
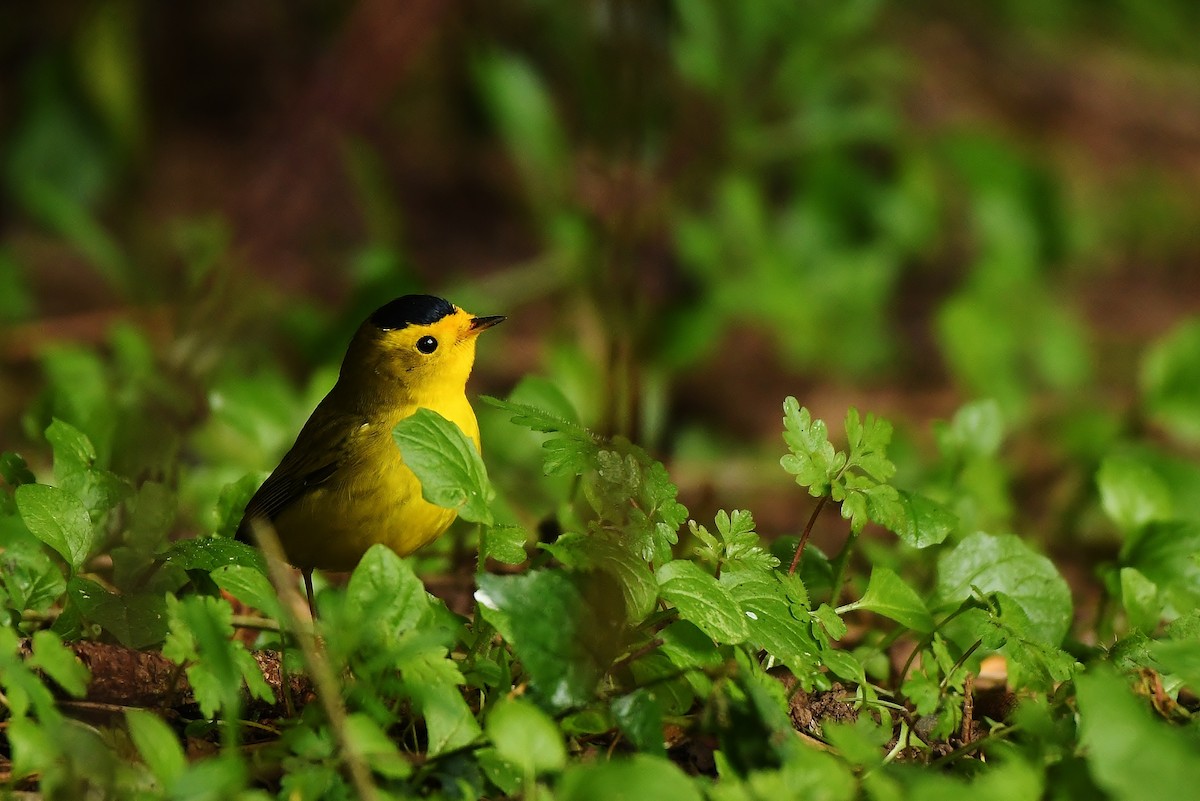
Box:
<box><xmin>828</xmin><ymin>529</ymin><xmax>860</xmax><ymax>607</ymax></box>
<box><xmin>250</xmin><ymin>521</ymin><xmax>379</xmax><ymax>801</ymax></box>
<box><xmin>788</xmin><ymin>494</ymin><xmax>829</xmax><ymax>575</ymax></box>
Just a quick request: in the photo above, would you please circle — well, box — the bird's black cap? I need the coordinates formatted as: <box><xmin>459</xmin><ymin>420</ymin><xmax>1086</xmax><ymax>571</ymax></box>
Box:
<box><xmin>369</xmin><ymin>295</ymin><xmax>456</xmax><ymax>330</ymax></box>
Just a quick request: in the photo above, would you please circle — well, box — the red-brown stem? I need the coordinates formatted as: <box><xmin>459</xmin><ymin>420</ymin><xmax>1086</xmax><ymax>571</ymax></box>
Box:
<box><xmin>788</xmin><ymin>495</ymin><xmax>830</xmax><ymax>575</ymax></box>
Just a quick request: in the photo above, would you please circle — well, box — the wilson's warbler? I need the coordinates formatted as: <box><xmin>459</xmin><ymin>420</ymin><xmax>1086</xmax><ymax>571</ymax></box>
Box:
<box><xmin>237</xmin><ymin>294</ymin><xmax>504</xmax><ymax>607</ymax></box>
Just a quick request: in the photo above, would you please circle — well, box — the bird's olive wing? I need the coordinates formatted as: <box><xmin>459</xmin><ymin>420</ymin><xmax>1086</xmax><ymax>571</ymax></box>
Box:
<box><xmin>237</xmin><ymin>459</ymin><xmax>339</xmax><ymax>539</ymax></box>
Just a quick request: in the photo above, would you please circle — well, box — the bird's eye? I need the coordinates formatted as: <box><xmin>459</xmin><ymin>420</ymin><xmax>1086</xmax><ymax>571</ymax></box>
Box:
<box><xmin>416</xmin><ymin>336</ymin><xmax>438</xmax><ymax>354</ymax></box>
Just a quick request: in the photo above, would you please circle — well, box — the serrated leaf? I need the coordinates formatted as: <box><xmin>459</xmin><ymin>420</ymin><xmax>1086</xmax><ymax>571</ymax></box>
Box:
<box><xmin>126</xmin><ymin>709</ymin><xmax>185</xmax><ymax>785</ymax></box>
<box><xmin>812</xmin><ymin>603</ymin><xmax>848</xmax><ymax>641</ymax></box>
<box><xmin>656</xmin><ymin>560</ymin><xmax>748</xmax><ymax>643</ymax></box>
<box><xmin>937</xmin><ymin>531</ymin><xmax>1072</xmax><ymax>644</ymax></box>
<box><xmin>723</xmin><ymin>571</ymin><xmax>821</xmax><ymax>681</ymax></box>
<box><xmin>16</xmin><ymin>484</ymin><xmax>96</xmax><ymax>569</ymax></box>
<box><xmin>346</xmin><ymin>544</ymin><xmax>431</xmax><ymax>635</ymax></box>
<box><xmin>394</xmin><ymin>408</ymin><xmax>494</xmax><ymax>525</ymax></box>
<box><xmin>842</xmin><ymin>566</ymin><xmax>933</xmax><ymax>632</ymax></box>
<box><xmin>545</xmin><ymin>532</ymin><xmax>657</xmax><ymax>623</ymax></box>
<box><xmin>481</xmin><ymin>524</ymin><xmax>528</xmax><ymax>565</ymax></box>
<box><xmin>486</xmin><ymin>698</ymin><xmax>566</xmax><ymax>776</ymax></box>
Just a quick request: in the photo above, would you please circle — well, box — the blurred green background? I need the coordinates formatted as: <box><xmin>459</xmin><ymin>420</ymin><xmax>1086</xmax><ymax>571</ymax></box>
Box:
<box><xmin>3</xmin><ymin>0</ymin><xmax>1200</xmax><ymax>555</ymax></box>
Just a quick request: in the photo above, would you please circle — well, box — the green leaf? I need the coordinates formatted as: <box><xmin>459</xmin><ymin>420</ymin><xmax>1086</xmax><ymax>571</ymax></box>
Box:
<box><xmin>1077</xmin><ymin>667</ymin><xmax>1200</xmax><ymax>800</ymax></box>
<box><xmin>780</xmin><ymin>398</ymin><xmax>841</xmax><ymax>496</ymax></box>
<box><xmin>163</xmin><ymin>536</ymin><xmax>266</xmax><ymax>574</ymax></box>
<box><xmin>486</xmin><ymin>698</ymin><xmax>566</xmax><ymax>777</ymax></box>
<box><xmin>841</xmin><ymin>566</ymin><xmax>933</xmax><ymax>632</ymax></box>
<box><xmin>1098</xmin><ymin>455</ymin><xmax>1173</xmax><ymax>533</ymax></box>
<box><xmin>1141</xmin><ymin>318</ymin><xmax>1200</xmax><ymax>444</ymax></box>
<box><xmin>393</xmin><ymin>407</ymin><xmax>495</xmax><ymax>525</ymax></box>
<box><xmin>1150</xmin><ymin>639</ymin><xmax>1200</xmax><ymax>692</ymax></box>
<box><xmin>408</xmin><ymin>681</ymin><xmax>481</xmax><ymax>757</ymax></box>
<box><xmin>475</xmin><ymin>571</ymin><xmax>602</xmax><ymax>711</ymax></box>
<box><xmin>1123</xmin><ymin>521</ymin><xmax>1200</xmax><ymax>613</ymax></box>
<box><xmin>890</xmin><ymin>491</ymin><xmax>957</xmax><ymax>548</ymax></box>
<box><xmin>16</xmin><ymin>484</ymin><xmax>96</xmax><ymax>569</ymax></box>
<box><xmin>343</xmin><ymin>713</ymin><xmax>412</xmax><ymax>779</ymax></box>
<box><xmin>0</xmin><ymin>452</ymin><xmax>36</xmax><ymax>488</ymax></box>
<box><xmin>346</xmin><ymin>544</ymin><xmax>431</xmax><ymax>635</ymax></box>
<box><xmin>481</xmin><ymin>524</ymin><xmax>528</xmax><ymax>565</ymax></box>
<box><xmin>946</xmin><ymin>398</ymin><xmax>1005</xmax><ymax>458</ymax></box>
<box><xmin>67</xmin><ymin>578</ymin><xmax>167</xmax><ymax>650</ymax></box>
<box><xmin>611</xmin><ymin>688</ymin><xmax>665</xmax><ymax>758</ymax></box>
<box><xmin>1120</xmin><ymin>567</ymin><xmax>1161</xmax><ymax>632</ymax></box>
<box><xmin>812</xmin><ymin>603</ymin><xmax>848</xmax><ymax>641</ymax></box>
<box><xmin>543</xmin><ymin>532</ymin><xmax>658</xmax><ymax>623</ymax></box>
<box><xmin>27</xmin><ymin>630</ymin><xmax>89</xmax><ymax>698</ymax></box>
<box><xmin>723</xmin><ymin>571</ymin><xmax>821</xmax><ymax>681</ymax></box>
<box><xmin>126</xmin><ymin>709</ymin><xmax>185</xmax><ymax>786</ymax></box>
<box><xmin>211</xmin><ymin>564</ymin><xmax>281</xmax><ymax>620</ymax></box>
<box><xmin>558</xmin><ymin>754</ymin><xmax>702</xmax><ymax>801</ymax></box>
<box><xmin>162</xmin><ymin>594</ymin><xmax>274</xmax><ymax>718</ymax></box>
<box><xmin>656</xmin><ymin>560</ymin><xmax>749</xmax><ymax>643</ymax></box>
<box><xmin>937</xmin><ymin>531</ymin><xmax>1072</xmax><ymax>644</ymax></box>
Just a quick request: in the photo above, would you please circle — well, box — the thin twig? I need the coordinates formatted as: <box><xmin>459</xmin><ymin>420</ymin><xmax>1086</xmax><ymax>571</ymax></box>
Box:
<box><xmin>961</xmin><ymin>673</ymin><xmax>975</xmax><ymax>745</ymax></box>
<box><xmin>250</xmin><ymin>521</ymin><xmax>379</xmax><ymax>801</ymax></box>
<box><xmin>788</xmin><ymin>495</ymin><xmax>829</xmax><ymax>575</ymax></box>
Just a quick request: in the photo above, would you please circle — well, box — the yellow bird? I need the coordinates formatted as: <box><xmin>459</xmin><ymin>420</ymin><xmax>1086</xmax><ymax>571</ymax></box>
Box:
<box><xmin>237</xmin><ymin>294</ymin><xmax>504</xmax><ymax>608</ymax></box>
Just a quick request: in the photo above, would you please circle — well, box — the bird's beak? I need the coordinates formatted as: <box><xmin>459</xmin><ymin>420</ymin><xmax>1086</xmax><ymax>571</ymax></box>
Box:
<box><xmin>468</xmin><ymin>315</ymin><xmax>506</xmax><ymax>334</ymax></box>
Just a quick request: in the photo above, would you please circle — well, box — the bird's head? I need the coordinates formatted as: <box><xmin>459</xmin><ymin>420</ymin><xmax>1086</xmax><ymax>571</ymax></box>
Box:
<box><xmin>343</xmin><ymin>295</ymin><xmax>504</xmax><ymax>404</ymax></box>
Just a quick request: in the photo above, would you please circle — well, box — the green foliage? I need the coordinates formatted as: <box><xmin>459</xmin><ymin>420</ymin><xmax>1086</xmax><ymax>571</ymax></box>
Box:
<box><xmin>3</xmin><ymin>1</ymin><xmax>1200</xmax><ymax>796</ymax></box>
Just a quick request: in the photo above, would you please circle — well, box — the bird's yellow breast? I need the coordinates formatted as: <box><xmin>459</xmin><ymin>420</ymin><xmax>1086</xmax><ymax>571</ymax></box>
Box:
<box><xmin>274</xmin><ymin>394</ymin><xmax>480</xmax><ymax>571</ymax></box>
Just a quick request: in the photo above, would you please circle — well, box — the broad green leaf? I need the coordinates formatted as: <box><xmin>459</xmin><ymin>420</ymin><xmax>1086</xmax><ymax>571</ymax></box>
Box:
<box><xmin>611</xmin><ymin>688</ymin><xmax>665</xmax><ymax>758</ymax></box>
<box><xmin>1150</xmin><ymin>639</ymin><xmax>1200</xmax><ymax>692</ymax></box>
<box><xmin>1098</xmin><ymin>455</ymin><xmax>1172</xmax><ymax>534</ymax></box>
<box><xmin>544</xmin><ymin>531</ymin><xmax>657</xmax><ymax>623</ymax></box>
<box><xmin>486</xmin><ymin>698</ymin><xmax>566</xmax><ymax>776</ymax></box>
<box><xmin>1141</xmin><ymin>318</ymin><xmax>1200</xmax><ymax>444</ymax></box>
<box><xmin>67</xmin><ymin>578</ymin><xmax>167</xmax><ymax>650</ymax></box>
<box><xmin>16</xmin><ymin>484</ymin><xmax>96</xmax><ymax>569</ymax></box>
<box><xmin>723</xmin><ymin>571</ymin><xmax>821</xmax><ymax>680</ymax></box>
<box><xmin>558</xmin><ymin>754</ymin><xmax>702</xmax><ymax>801</ymax></box>
<box><xmin>394</xmin><ymin>407</ymin><xmax>494</xmax><ymax>525</ymax></box>
<box><xmin>937</xmin><ymin>531</ymin><xmax>1072</xmax><ymax>644</ymax></box>
<box><xmin>475</xmin><ymin>571</ymin><xmax>602</xmax><ymax>711</ymax></box>
<box><xmin>1077</xmin><ymin>667</ymin><xmax>1200</xmax><ymax>800</ymax></box>
<box><xmin>1123</xmin><ymin>521</ymin><xmax>1200</xmax><ymax>613</ymax></box>
<box><xmin>481</xmin><ymin>524</ymin><xmax>528</xmax><ymax>565</ymax></box>
<box><xmin>656</xmin><ymin>560</ymin><xmax>749</xmax><ymax>643</ymax></box>
<box><xmin>27</xmin><ymin>630</ymin><xmax>89</xmax><ymax>698</ymax></box>
<box><xmin>1119</xmin><ymin>567</ymin><xmax>1161</xmax><ymax>632</ymax></box>
<box><xmin>211</xmin><ymin>564</ymin><xmax>281</xmax><ymax>620</ymax></box>
<box><xmin>346</xmin><ymin>544</ymin><xmax>431</xmax><ymax>635</ymax></box>
<box><xmin>343</xmin><ymin>713</ymin><xmax>412</xmax><ymax>779</ymax></box>
<box><xmin>841</xmin><ymin>566</ymin><xmax>933</xmax><ymax>632</ymax></box>
<box><xmin>163</xmin><ymin>536</ymin><xmax>266</xmax><ymax>574</ymax></box>
<box><xmin>947</xmin><ymin>398</ymin><xmax>1005</xmax><ymax>458</ymax></box>
<box><xmin>890</xmin><ymin>491</ymin><xmax>957</xmax><ymax>548</ymax></box>
<box><xmin>812</xmin><ymin>603</ymin><xmax>848</xmax><ymax>641</ymax></box>
<box><xmin>0</xmin><ymin>534</ymin><xmax>67</xmax><ymax>613</ymax></box>
<box><xmin>409</xmin><ymin>681</ymin><xmax>481</xmax><ymax>757</ymax></box>
<box><xmin>126</xmin><ymin>709</ymin><xmax>185</xmax><ymax>786</ymax></box>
